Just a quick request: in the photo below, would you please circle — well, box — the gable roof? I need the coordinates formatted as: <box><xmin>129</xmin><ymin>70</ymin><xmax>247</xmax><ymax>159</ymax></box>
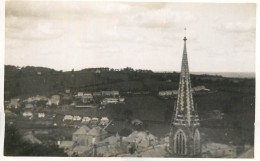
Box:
<box><xmin>99</xmin><ymin>135</ymin><xmax>119</xmax><ymax>145</ymax></box>
<box><xmin>73</xmin><ymin>145</ymin><xmax>91</xmax><ymax>153</ymax></box>
<box><xmin>73</xmin><ymin>125</ymin><xmax>90</xmax><ymax>135</ymax></box>
<box><xmin>123</xmin><ymin>131</ymin><xmax>156</xmax><ymax>143</ymax></box>
<box><xmin>59</xmin><ymin>141</ymin><xmax>75</xmax><ymax>148</ymax></box>
<box><xmin>87</xmin><ymin>126</ymin><xmax>107</xmax><ymax>136</ymax></box>
<box><xmin>22</xmin><ymin>134</ymin><xmax>42</xmax><ymax>144</ymax></box>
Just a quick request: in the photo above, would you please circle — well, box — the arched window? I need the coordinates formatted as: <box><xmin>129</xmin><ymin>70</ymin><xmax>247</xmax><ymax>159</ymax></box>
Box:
<box><xmin>194</xmin><ymin>129</ymin><xmax>200</xmax><ymax>155</ymax></box>
<box><xmin>174</xmin><ymin>129</ymin><xmax>187</xmax><ymax>155</ymax></box>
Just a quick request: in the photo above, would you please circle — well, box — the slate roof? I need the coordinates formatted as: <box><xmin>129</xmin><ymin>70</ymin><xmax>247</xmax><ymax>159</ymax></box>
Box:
<box><xmin>73</xmin><ymin>125</ymin><xmax>90</xmax><ymax>135</ymax></box>
<box><xmin>87</xmin><ymin>126</ymin><xmax>107</xmax><ymax>136</ymax></box>
<box><xmin>59</xmin><ymin>141</ymin><xmax>75</xmax><ymax>148</ymax></box>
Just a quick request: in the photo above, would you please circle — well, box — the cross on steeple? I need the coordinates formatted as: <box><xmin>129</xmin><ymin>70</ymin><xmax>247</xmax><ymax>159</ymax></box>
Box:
<box><xmin>184</xmin><ymin>27</ymin><xmax>187</xmax><ymax>41</ymax></box>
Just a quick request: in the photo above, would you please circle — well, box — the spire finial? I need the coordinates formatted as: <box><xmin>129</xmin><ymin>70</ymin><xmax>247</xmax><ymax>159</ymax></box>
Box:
<box><xmin>184</xmin><ymin>27</ymin><xmax>187</xmax><ymax>41</ymax></box>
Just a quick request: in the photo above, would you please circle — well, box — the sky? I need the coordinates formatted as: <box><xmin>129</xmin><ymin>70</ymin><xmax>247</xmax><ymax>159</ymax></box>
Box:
<box><xmin>5</xmin><ymin>1</ymin><xmax>256</xmax><ymax>72</ymax></box>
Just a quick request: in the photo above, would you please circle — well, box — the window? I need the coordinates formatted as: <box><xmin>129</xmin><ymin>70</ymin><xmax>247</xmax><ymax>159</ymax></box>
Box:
<box><xmin>174</xmin><ymin>129</ymin><xmax>187</xmax><ymax>155</ymax></box>
<box><xmin>194</xmin><ymin>129</ymin><xmax>200</xmax><ymax>155</ymax></box>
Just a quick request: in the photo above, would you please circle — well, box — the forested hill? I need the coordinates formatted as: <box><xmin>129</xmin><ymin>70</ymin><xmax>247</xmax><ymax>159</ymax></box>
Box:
<box><xmin>4</xmin><ymin>65</ymin><xmax>255</xmax><ymax>100</ymax></box>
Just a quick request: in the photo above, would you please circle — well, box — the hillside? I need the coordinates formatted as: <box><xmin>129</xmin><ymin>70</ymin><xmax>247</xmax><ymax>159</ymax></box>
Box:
<box><xmin>4</xmin><ymin>65</ymin><xmax>255</xmax><ymax>145</ymax></box>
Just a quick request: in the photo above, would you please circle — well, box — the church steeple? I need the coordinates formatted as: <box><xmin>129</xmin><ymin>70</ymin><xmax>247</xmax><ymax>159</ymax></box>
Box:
<box><xmin>173</xmin><ymin>29</ymin><xmax>199</xmax><ymax>127</ymax></box>
<box><xmin>169</xmin><ymin>29</ymin><xmax>201</xmax><ymax>157</ymax></box>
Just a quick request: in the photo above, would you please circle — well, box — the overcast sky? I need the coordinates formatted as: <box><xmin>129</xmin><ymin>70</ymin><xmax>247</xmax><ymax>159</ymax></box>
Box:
<box><xmin>5</xmin><ymin>1</ymin><xmax>256</xmax><ymax>72</ymax></box>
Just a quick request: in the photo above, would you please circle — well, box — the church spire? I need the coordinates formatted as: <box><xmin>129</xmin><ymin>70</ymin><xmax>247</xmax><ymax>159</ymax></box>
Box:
<box><xmin>169</xmin><ymin>29</ymin><xmax>201</xmax><ymax>157</ymax></box>
<box><xmin>173</xmin><ymin>28</ymin><xmax>199</xmax><ymax>127</ymax></box>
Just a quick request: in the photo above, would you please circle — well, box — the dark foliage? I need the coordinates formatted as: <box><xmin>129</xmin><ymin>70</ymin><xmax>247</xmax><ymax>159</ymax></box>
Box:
<box><xmin>4</xmin><ymin>125</ymin><xmax>67</xmax><ymax>156</ymax></box>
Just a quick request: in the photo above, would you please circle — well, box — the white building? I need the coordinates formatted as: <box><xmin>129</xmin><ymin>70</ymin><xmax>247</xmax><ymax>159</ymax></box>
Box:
<box><xmin>76</xmin><ymin>92</ymin><xmax>84</xmax><ymax>97</ymax></box>
<box><xmin>47</xmin><ymin>95</ymin><xmax>60</xmax><ymax>106</ymax></box>
<box><xmin>63</xmin><ymin>115</ymin><xmax>73</xmax><ymax>121</ymax></box>
<box><xmin>9</xmin><ymin>98</ymin><xmax>20</xmax><ymax>109</ymax></box>
<box><xmin>101</xmin><ymin>91</ymin><xmax>119</xmax><ymax>97</ymax></box>
<box><xmin>22</xmin><ymin>112</ymin><xmax>33</xmax><ymax>118</ymax></box>
<box><xmin>38</xmin><ymin>113</ymin><xmax>45</xmax><ymax>118</ymax></box>
<box><xmin>25</xmin><ymin>103</ymin><xmax>34</xmax><ymax>109</ymax></box>
<box><xmin>101</xmin><ymin>97</ymin><xmax>124</xmax><ymax>105</ymax></box>
<box><xmin>158</xmin><ymin>90</ymin><xmax>178</xmax><ymax>97</ymax></box>
<box><xmin>91</xmin><ymin>117</ymin><xmax>99</xmax><ymax>124</ymax></box>
<box><xmin>191</xmin><ymin>86</ymin><xmax>209</xmax><ymax>92</ymax></box>
<box><xmin>82</xmin><ymin>93</ymin><xmax>93</xmax><ymax>103</ymax></box>
<box><xmin>73</xmin><ymin>116</ymin><xmax>82</xmax><ymax>121</ymax></box>
<box><xmin>25</xmin><ymin>95</ymin><xmax>48</xmax><ymax>103</ymax></box>
<box><xmin>65</xmin><ymin>89</ymin><xmax>71</xmax><ymax>94</ymax></box>
<box><xmin>82</xmin><ymin>117</ymin><xmax>91</xmax><ymax>123</ymax></box>
<box><xmin>93</xmin><ymin>92</ymin><xmax>102</xmax><ymax>97</ymax></box>
<box><xmin>100</xmin><ymin>117</ymin><xmax>109</xmax><ymax>126</ymax></box>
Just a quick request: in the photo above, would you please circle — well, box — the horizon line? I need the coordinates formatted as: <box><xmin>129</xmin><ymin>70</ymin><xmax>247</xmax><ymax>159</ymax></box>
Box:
<box><xmin>4</xmin><ymin>64</ymin><xmax>255</xmax><ymax>74</ymax></box>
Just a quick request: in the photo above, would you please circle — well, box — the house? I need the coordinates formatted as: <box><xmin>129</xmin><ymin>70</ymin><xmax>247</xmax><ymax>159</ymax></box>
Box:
<box><xmin>82</xmin><ymin>93</ymin><xmax>93</xmax><ymax>103</ymax></box>
<box><xmin>101</xmin><ymin>98</ymin><xmax>119</xmax><ymax>104</ymax></box>
<box><xmin>22</xmin><ymin>134</ymin><xmax>42</xmax><ymax>144</ymax></box>
<box><xmin>98</xmin><ymin>135</ymin><xmax>120</xmax><ymax>145</ymax></box>
<box><xmin>119</xmin><ymin>98</ymin><xmax>125</xmax><ymax>102</ymax></box>
<box><xmin>93</xmin><ymin>92</ymin><xmax>102</xmax><ymax>97</ymax></box>
<box><xmin>131</xmin><ymin>119</ymin><xmax>143</xmax><ymax>126</ymax></box>
<box><xmin>82</xmin><ymin>117</ymin><xmax>91</xmax><ymax>124</ymax></box>
<box><xmin>91</xmin><ymin>117</ymin><xmax>99</xmax><ymax>124</ymax></box>
<box><xmin>73</xmin><ymin>145</ymin><xmax>91</xmax><ymax>156</ymax></box>
<box><xmin>73</xmin><ymin>115</ymin><xmax>82</xmax><ymax>121</ymax></box>
<box><xmin>25</xmin><ymin>95</ymin><xmax>48</xmax><ymax>103</ymax></box>
<box><xmin>86</xmin><ymin>126</ymin><xmax>108</xmax><ymax>144</ymax></box>
<box><xmin>25</xmin><ymin>103</ymin><xmax>34</xmax><ymax>109</ymax></box>
<box><xmin>172</xmin><ymin>90</ymin><xmax>178</xmax><ymax>95</ymax></box>
<box><xmin>47</xmin><ymin>95</ymin><xmax>60</xmax><ymax>106</ymax></box>
<box><xmin>158</xmin><ymin>91</ymin><xmax>167</xmax><ymax>97</ymax></box>
<box><xmin>65</xmin><ymin>89</ymin><xmax>71</xmax><ymax>94</ymax></box>
<box><xmin>63</xmin><ymin>95</ymin><xmax>72</xmax><ymax>100</ymax></box>
<box><xmin>123</xmin><ymin>131</ymin><xmax>157</xmax><ymax>148</ymax></box>
<box><xmin>9</xmin><ymin>98</ymin><xmax>20</xmax><ymax>109</ymax></box>
<box><xmin>191</xmin><ymin>85</ymin><xmax>209</xmax><ymax>92</ymax></box>
<box><xmin>158</xmin><ymin>90</ymin><xmax>178</xmax><ymax>97</ymax></box>
<box><xmin>22</xmin><ymin>111</ymin><xmax>33</xmax><ymax>118</ymax></box>
<box><xmin>95</xmin><ymin>134</ymin><xmax>122</xmax><ymax>156</ymax></box>
<box><xmin>4</xmin><ymin>110</ymin><xmax>17</xmax><ymax>119</ymax></box>
<box><xmin>100</xmin><ymin>117</ymin><xmax>109</xmax><ymax>126</ymax></box>
<box><xmin>76</xmin><ymin>92</ymin><xmax>84</xmax><ymax>97</ymax></box>
<box><xmin>72</xmin><ymin>126</ymin><xmax>91</xmax><ymax>145</ymax></box>
<box><xmin>63</xmin><ymin>115</ymin><xmax>73</xmax><ymax>121</ymax></box>
<box><xmin>72</xmin><ymin>126</ymin><xmax>108</xmax><ymax>146</ymax></box>
<box><xmin>201</xmin><ymin>142</ymin><xmax>237</xmax><ymax>158</ymax></box>
<box><xmin>101</xmin><ymin>91</ymin><xmax>119</xmax><ymax>97</ymax></box>
<box><xmin>59</xmin><ymin>141</ymin><xmax>76</xmax><ymax>151</ymax></box>
<box><xmin>38</xmin><ymin>113</ymin><xmax>45</xmax><ymax>118</ymax></box>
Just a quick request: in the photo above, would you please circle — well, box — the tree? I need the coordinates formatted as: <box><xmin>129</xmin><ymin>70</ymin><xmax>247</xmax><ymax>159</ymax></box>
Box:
<box><xmin>4</xmin><ymin>125</ymin><xmax>67</xmax><ymax>156</ymax></box>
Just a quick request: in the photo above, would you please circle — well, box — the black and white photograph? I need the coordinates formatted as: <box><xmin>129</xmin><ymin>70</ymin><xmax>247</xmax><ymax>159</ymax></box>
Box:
<box><xmin>1</xmin><ymin>0</ymin><xmax>257</xmax><ymax>159</ymax></box>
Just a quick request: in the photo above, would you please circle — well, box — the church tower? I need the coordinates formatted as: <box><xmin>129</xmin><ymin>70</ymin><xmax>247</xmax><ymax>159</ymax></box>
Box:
<box><xmin>169</xmin><ymin>29</ymin><xmax>201</xmax><ymax>157</ymax></box>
